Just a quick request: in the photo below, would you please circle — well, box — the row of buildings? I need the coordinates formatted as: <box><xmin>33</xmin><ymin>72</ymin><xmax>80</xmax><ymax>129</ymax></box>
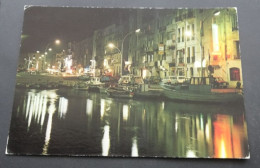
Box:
<box><xmin>56</xmin><ymin>8</ymin><xmax>241</xmax><ymax>87</ymax></box>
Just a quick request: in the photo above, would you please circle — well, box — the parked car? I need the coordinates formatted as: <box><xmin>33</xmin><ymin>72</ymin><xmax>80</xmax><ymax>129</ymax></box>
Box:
<box><xmin>161</xmin><ymin>76</ymin><xmax>178</xmax><ymax>84</ymax></box>
<box><xmin>176</xmin><ymin>76</ymin><xmax>186</xmax><ymax>83</ymax></box>
<box><xmin>213</xmin><ymin>77</ymin><xmax>229</xmax><ymax>88</ymax></box>
<box><xmin>118</xmin><ymin>75</ymin><xmax>144</xmax><ymax>85</ymax></box>
<box><xmin>161</xmin><ymin>76</ymin><xmax>189</xmax><ymax>85</ymax></box>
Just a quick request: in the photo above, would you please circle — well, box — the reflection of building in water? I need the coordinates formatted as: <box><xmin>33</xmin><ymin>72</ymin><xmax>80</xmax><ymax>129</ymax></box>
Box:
<box><xmin>24</xmin><ymin>90</ymin><xmax>59</xmax><ymax>131</ymax></box>
<box><xmin>100</xmin><ymin>99</ymin><xmax>105</xmax><ymax>119</ymax></box>
<box><xmin>86</xmin><ymin>99</ymin><xmax>93</xmax><ymax>116</ymax></box>
<box><xmin>213</xmin><ymin>114</ymin><xmax>248</xmax><ymax>158</ymax></box>
<box><xmin>131</xmin><ymin>136</ymin><xmax>139</xmax><ymax>157</ymax></box>
<box><xmin>102</xmin><ymin>125</ymin><xmax>110</xmax><ymax>156</ymax></box>
<box><xmin>42</xmin><ymin>99</ymin><xmax>56</xmax><ymax>155</ymax></box>
<box><xmin>25</xmin><ymin>91</ymin><xmax>48</xmax><ymax>130</ymax></box>
<box><xmin>21</xmin><ymin>90</ymin><xmax>65</xmax><ymax>155</ymax></box>
<box><xmin>58</xmin><ymin>97</ymin><xmax>68</xmax><ymax>119</ymax></box>
<box><xmin>123</xmin><ymin>104</ymin><xmax>129</xmax><ymax>121</ymax></box>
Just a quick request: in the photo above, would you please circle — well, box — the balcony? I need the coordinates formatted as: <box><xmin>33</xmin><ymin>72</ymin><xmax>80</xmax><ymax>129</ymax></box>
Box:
<box><xmin>179</xmin><ymin>57</ymin><xmax>184</xmax><ymax>64</ymax></box>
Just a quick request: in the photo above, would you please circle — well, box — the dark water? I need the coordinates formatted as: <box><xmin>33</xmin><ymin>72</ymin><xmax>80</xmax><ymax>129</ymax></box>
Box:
<box><xmin>7</xmin><ymin>88</ymin><xmax>249</xmax><ymax>158</ymax></box>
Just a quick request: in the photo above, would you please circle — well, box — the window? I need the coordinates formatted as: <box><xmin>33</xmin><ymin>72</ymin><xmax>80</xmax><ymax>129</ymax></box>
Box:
<box><xmin>235</xmin><ymin>41</ymin><xmax>240</xmax><ymax>59</ymax></box>
<box><xmin>178</xmin><ymin>50</ymin><xmax>184</xmax><ymax>63</ymax></box>
<box><xmin>192</xmin><ymin>46</ymin><xmax>195</xmax><ymax>63</ymax></box>
<box><xmin>182</xmin><ymin>27</ymin><xmax>184</xmax><ymax>42</ymax></box>
<box><xmin>187</xmin><ymin>25</ymin><xmax>190</xmax><ymax>41</ymax></box>
<box><xmin>178</xmin><ymin>28</ymin><xmax>181</xmax><ymax>42</ymax></box>
<box><xmin>200</xmin><ymin>22</ymin><xmax>204</xmax><ymax>37</ymax></box>
<box><xmin>190</xmin><ymin>67</ymin><xmax>193</xmax><ymax>76</ymax></box>
<box><xmin>192</xmin><ymin>24</ymin><xmax>195</xmax><ymax>40</ymax></box>
<box><xmin>187</xmin><ymin>47</ymin><xmax>190</xmax><ymax>63</ymax></box>
<box><xmin>231</xmin><ymin>14</ymin><xmax>238</xmax><ymax>31</ymax></box>
<box><xmin>202</xmin><ymin>46</ymin><xmax>205</xmax><ymax>60</ymax></box>
<box><xmin>230</xmin><ymin>68</ymin><xmax>240</xmax><ymax>81</ymax></box>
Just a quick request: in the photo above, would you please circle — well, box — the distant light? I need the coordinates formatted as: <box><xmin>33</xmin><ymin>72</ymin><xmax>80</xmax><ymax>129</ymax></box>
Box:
<box><xmin>108</xmin><ymin>43</ymin><xmax>115</xmax><ymax>48</ymax></box>
<box><xmin>55</xmin><ymin>39</ymin><xmax>61</xmax><ymax>45</ymax></box>
<box><xmin>41</xmin><ymin>55</ymin><xmax>44</xmax><ymax>57</ymax></box>
<box><xmin>214</xmin><ymin>11</ymin><xmax>220</xmax><ymax>16</ymax></box>
<box><xmin>135</xmin><ymin>29</ymin><xmax>141</xmax><ymax>33</ymax></box>
<box><xmin>185</xmin><ymin>31</ymin><xmax>192</xmax><ymax>37</ymax></box>
<box><xmin>45</xmin><ymin>52</ymin><xmax>47</xmax><ymax>55</ymax></box>
<box><xmin>48</xmin><ymin>48</ymin><xmax>52</xmax><ymax>51</ymax></box>
<box><xmin>36</xmin><ymin>51</ymin><xmax>40</xmax><ymax>53</ymax></box>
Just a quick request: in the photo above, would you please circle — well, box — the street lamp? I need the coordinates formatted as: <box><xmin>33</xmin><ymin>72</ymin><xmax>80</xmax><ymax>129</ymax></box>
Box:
<box><xmin>185</xmin><ymin>10</ymin><xmax>219</xmax><ymax>77</ymax></box>
<box><xmin>43</xmin><ymin>39</ymin><xmax>61</xmax><ymax>71</ymax></box>
<box><xmin>108</xmin><ymin>29</ymin><xmax>140</xmax><ymax>76</ymax></box>
<box><xmin>55</xmin><ymin>39</ymin><xmax>61</xmax><ymax>45</ymax></box>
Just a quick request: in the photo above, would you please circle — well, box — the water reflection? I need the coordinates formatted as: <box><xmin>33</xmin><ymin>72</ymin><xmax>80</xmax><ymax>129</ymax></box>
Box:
<box><xmin>58</xmin><ymin>97</ymin><xmax>68</xmax><ymax>119</ymax></box>
<box><xmin>86</xmin><ymin>99</ymin><xmax>93</xmax><ymax>116</ymax></box>
<box><xmin>8</xmin><ymin>88</ymin><xmax>249</xmax><ymax>158</ymax></box>
<box><xmin>42</xmin><ymin>100</ymin><xmax>55</xmax><ymax>155</ymax></box>
<box><xmin>131</xmin><ymin>136</ymin><xmax>138</xmax><ymax>157</ymax></box>
<box><xmin>123</xmin><ymin>104</ymin><xmax>129</xmax><ymax>121</ymax></box>
<box><xmin>102</xmin><ymin>125</ymin><xmax>110</xmax><ymax>156</ymax></box>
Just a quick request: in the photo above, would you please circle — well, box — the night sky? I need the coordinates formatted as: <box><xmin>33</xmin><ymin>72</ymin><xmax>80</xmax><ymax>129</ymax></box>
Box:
<box><xmin>21</xmin><ymin>7</ymin><xmax>131</xmax><ymax>54</ymax></box>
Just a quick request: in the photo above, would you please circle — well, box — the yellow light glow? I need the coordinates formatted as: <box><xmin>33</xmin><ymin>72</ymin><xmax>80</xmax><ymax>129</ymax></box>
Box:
<box><xmin>108</xmin><ymin>43</ymin><xmax>115</xmax><ymax>48</ymax></box>
<box><xmin>185</xmin><ymin>31</ymin><xmax>192</xmax><ymax>37</ymax></box>
<box><xmin>55</xmin><ymin>39</ymin><xmax>61</xmax><ymax>45</ymax></box>
<box><xmin>102</xmin><ymin>125</ymin><xmax>110</xmax><ymax>156</ymax></box>
<box><xmin>123</xmin><ymin>104</ymin><xmax>129</xmax><ymax>121</ymax></box>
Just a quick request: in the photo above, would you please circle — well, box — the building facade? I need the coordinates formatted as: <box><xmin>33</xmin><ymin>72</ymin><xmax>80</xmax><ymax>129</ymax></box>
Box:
<box><xmin>69</xmin><ymin>8</ymin><xmax>241</xmax><ymax>88</ymax></box>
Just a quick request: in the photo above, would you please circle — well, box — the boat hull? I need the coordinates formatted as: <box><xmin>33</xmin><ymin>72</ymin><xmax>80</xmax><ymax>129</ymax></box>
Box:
<box><xmin>162</xmin><ymin>87</ymin><xmax>243</xmax><ymax>103</ymax></box>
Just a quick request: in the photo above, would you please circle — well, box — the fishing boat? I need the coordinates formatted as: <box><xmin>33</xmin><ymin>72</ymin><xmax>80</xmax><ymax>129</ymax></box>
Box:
<box><xmin>106</xmin><ymin>85</ymin><xmax>135</xmax><ymax>98</ymax></box>
<box><xmin>161</xmin><ymin>77</ymin><xmax>243</xmax><ymax>103</ymax></box>
<box><xmin>86</xmin><ymin>77</ymin><xmax>105</xmax><ymax>91</ymax></box>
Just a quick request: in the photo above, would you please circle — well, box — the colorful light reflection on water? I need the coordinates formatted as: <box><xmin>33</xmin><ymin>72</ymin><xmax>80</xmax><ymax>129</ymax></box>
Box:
<box><xmin>7</xmin><ymin>88</ymin><xmax>249</xmax><ymax>158</ymax></box>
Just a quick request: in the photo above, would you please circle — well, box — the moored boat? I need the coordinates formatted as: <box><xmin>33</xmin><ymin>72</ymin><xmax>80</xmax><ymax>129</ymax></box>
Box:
<box><xmin>86</xmin><ymin>77</ymin><xmax>105</xmax><ymax>91</ymax></box>
<box><xmin>161</xmin><ymin>77</ymin><xmax>243</xmax><ymax>103</ymax></box>
<box><xmin>106</xmin><ymin>86</ymin><xmax>135</xmax><ymax>98</ymax></box>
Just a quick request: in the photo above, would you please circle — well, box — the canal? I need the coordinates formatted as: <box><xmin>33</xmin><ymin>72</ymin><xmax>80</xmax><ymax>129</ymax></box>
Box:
<box><xmin>7</xmin><ymin>88</ymin><xmax>249</xmax><ymax>158</ymax></box>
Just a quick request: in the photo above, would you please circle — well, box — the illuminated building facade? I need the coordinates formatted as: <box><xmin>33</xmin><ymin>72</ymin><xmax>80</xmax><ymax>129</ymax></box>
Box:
<box><xmin>69</xmin><ymin>8</ymin><xmax>241</xmax><ymax>88</ymax></box>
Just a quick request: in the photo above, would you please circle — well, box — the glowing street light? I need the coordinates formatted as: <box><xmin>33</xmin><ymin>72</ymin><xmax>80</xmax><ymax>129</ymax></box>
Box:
<box><xmin>214</xmin><ymin>11</ymin><xmax>220</xmax><ymax>16</ymax></box>
<box><xmin>108</xmin><ymin>29</ymin><xmax>140</xmax><ymax>76</ymax></box>
<box><xmin>183</xmin><ymin>10</ymin><xmax>221</xmax><ymax>77</ymax></box>
<box><xmin>36</xmin><ymin>51</ymin><xmax>40</xmax><ymax>53</ymax></box>
<box><xmin>55</xmin><ymin>39</ymin><xmax>61</xmax><ymax>45</ymax></box>
<box><xmin>48</xmin><ymin>48</ymin><xmax>52</xmax><ymax>51</ymax></box>
<box><xmin>108</xmin><ymin>43</ymin><xmax>115</xmax><ymax>49</ymax></box>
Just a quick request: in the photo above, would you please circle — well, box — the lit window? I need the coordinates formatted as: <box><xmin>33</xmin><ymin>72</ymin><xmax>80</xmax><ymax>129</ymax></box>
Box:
<box><xmin>230</xmin><ymin>68</ymin><xmax>240</xmax><ymax>81</ymax></box>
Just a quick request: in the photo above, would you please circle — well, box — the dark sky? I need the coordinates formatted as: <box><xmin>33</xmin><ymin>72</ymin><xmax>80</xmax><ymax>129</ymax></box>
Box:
<box><xmin>21</xmin><ymin>7</ymin><xmax>130</xmax><ymax>53</ymax></box>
